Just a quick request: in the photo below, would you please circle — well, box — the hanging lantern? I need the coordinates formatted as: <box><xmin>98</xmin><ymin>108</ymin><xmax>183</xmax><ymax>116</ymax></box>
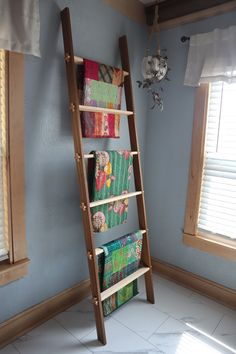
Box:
<box><xmin>142</xmin><ymin>54</ymin><xmax>168</xmax><ymax>81</ymax></box>
<box><xmin>138</xmin><ymin>1</ymin><xmax>170</xmax><ymax>111</ymax></box>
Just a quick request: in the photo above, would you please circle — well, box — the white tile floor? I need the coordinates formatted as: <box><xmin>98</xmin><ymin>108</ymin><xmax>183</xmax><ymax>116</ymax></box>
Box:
<box><xmin>1</xmin><ymin>274</ymin><xmax>236</xmax><ymax>354</ymax></box>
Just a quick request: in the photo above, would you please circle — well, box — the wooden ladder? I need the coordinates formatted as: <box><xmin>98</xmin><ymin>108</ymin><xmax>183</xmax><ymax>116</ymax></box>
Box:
<box><xmin>60</xmin><ymin>7</ymin><xmax>154</xmax><ymax>345</ymax></box>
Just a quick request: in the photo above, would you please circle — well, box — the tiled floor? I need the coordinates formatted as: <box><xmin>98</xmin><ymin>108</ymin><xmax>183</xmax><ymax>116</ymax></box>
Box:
<box><xmin>1</xmin><ymin>274</ymin><xmax>236</xmax><ymax>354</ymax></box>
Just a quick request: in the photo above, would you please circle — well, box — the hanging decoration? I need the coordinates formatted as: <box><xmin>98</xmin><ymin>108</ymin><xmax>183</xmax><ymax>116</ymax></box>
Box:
<box><xmin>137</xmin><ymin>1</ymin><xmax>170</xmax><ymax>111</ymax></box>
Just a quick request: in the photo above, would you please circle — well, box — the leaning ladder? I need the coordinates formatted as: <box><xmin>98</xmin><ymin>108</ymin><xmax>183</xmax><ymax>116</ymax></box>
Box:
<box><xmin>60</xmin><ymin>7</ymin><xmax>155</xmax><ymax>345</ymax></box>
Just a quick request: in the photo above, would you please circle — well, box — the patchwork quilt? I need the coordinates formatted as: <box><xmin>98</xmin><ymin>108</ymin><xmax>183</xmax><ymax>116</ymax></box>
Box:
<box><xmin>97</xmin><ymin>230</ymin><xmax>143</xmax><ymax>316</ymax></box>
<box><xmin>79</xmin><ymin>59</ymin><xmax>124</xmax><ymax>138</ymax></box>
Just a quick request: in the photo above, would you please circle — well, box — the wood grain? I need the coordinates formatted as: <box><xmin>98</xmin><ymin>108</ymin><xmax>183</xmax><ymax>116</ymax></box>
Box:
<box><xmin>0</xmin><ymin>51</ymin><xmax>28</xmax><ymax>286</ymax></box>
<box><xmin>146</xmin><ymin>0</ymin><xmax>234</xmax><ymax>24</ymax></box>
<box><xmin>90</xmin><ymin>191</ymin><xmax>142</xmax><ymax>208</ymax></box>
<box><xmin>79</xmin><ymin>105</ymin><xmax>133</xmax><ymax>116</ymax></box>
<box><xmin>0</xmin><ymin>258</ymin><xmax>29</xmax><ymax>286</ymax></box>
<box><xmin>61</xmin><ymin>7</ymin><xmax>106</xmax><ymax>344</ymax></box>
<box><xmin>101</xmin><ymin>267</ymin><xmax>150</xmax><ymax>301</ymax></box>
<box><xmin>184</xmin><ymin>85</ymin><xmax>209</xmax><ymax>236</ymax></box>
<box><xmin>8</xmin><ymin>52</ymin><xmax>27</xmax><ymax>263</ymax></box>
<box><xmin>183</xmin><ymin>233</ymin><xmax>236</xmax><ymax>262</ymax></box>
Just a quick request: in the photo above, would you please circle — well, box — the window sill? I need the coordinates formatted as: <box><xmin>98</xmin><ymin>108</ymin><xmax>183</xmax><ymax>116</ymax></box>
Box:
<box><xmin>183</xmin><ymin>233</ymin><xmax>236</xmax><ymax>262</ymax></box>
<box><xmin>0</xmin><ymin>258</ymin><xmax>30</xmax><ymax>286</ymax></box>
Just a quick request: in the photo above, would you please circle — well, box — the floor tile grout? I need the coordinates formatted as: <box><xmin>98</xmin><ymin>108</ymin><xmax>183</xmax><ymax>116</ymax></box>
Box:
<box><xmin>12</xmin><ymin>343</ymin><xmax>21</xmax><ymax>354</ymax></box>
<box><xmin>146</xmin><ymin>315</ymin><xmax>170</xmax><ymax>341</ymax></box>
<box><xmin>212</xmin><ymin>313</ymin><xmax>225</xmax><ymax>336</ymax></box>
<box><xmin>111</xmin><ymin>316</ymin><xmax>158</xmax><ymax>350</ymax></box>
<box><xmin>53</xmin><ymin>317</ymin><xmax>94</xmax><ymax>353</ymax></box>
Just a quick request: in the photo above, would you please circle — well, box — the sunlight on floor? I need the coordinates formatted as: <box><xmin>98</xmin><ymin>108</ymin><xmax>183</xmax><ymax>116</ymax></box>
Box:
<box><xmin>185</xmin><ymin>322</ymin><xmax>236</xmax><ymax>354</ymax></box>
<box><xmin>176</xmin><ymin>332</ymin><xmax>223</xmax><ymax>354</ymax></box>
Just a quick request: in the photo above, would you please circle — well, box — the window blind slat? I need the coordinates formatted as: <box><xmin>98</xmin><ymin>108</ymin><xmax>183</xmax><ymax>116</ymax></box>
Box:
<box><xmin>200</xmin><ymin>204</ymin><xmax>236</xmax><ymax>217</ymax></box>
<box><xmin>198</xmin><ymin>81</ymin><xmax>236</xmax><ymax>239</ymax></box>
<box><xmin>201</xmin><ymin>193</ymin><xmax>236</xmax><ymax>205</ymax></box>
<box><xmin>199</xmin><ymin>209</ymin><xmax>236</xmax><ymax>223</ymax></box>
<box><xmin>203</xmin><ymin>175</ymin><xmax>236</xmax><ymax>187</ymax></box>
<box><xmin>200</xmin><ymin>200</ymin><xmax>236</xmax><ymax>212</ymax></box>
<box><xmin>202</xmin><ymin>180</ymin><xmax>236</xmax><ymax>192</ymax></box>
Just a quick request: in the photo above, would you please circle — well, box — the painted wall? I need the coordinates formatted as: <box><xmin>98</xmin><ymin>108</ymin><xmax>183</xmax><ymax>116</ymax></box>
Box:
<box><xmin>144</xmin><ymin>10</ymin><xmax>236</xmax><ymax>290</ymax></box>
<box><xmin>0</xmin><ymin>0</ymin><xmax>148</xmax><ymax>323</ymax></box>
<box><xmin>1</xmin><ymin>0</ymin><xmax>235</xmax><ymax>325</ymax></box>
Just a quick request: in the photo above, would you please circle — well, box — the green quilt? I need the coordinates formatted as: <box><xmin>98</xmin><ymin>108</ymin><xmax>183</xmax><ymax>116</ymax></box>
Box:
<box><xmin>97</xmin><ymin>230</ymin><xmax>143</xmax><ymax>316</ymax></box>
<box><xmin>88</xmin><ymin>151</ymin><xmax>133</xmax><ymax>233</ymax></box>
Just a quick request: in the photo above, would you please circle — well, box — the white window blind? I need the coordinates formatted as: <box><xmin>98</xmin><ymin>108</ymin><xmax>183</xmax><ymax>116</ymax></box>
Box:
<box><xmin>0</xmin><ymin>49</ymin><xmax>9</xmax><ymax>260</ymax></box>
<box><xmin>198</xmin><ymin>81</ymin><xmax>236</xmax><ymax>240</ymax></box>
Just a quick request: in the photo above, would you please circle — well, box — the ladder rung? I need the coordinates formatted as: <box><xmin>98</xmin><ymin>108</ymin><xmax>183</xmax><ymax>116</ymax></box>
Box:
<box><xmin>90</xmin><ymin>191</ymin><xmax>142</xmax><ymax>208</ymax></box>
<box><xmin>79</xmin><ymin>105</ymin><xmax>133</xmax><ymax>116</ymax></box>
<box><xmin>95</xmin><ymin>230</ymin><xmax>147</xmax><ymax>256</ymax></box>
<box><xmin>84</xmin><ymin>151</ymin><xmax>138</xmax><ymax>159</ymax></box>
<box><xmin>100</xmin><ymin>266</ymin><xmax>150</xmax><ymax>301</ymax></box>
<box><xmin>74</xmin><ymin>56</ymin><xmax>129</xmax><ymax>77</ymax></box>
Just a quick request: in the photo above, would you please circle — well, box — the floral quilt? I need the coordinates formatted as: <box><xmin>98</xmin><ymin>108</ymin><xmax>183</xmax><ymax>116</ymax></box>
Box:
<box><xmin>88</xmin><ymin>151</ymin><xmax>133</xmax><ymax>233</ymax></box>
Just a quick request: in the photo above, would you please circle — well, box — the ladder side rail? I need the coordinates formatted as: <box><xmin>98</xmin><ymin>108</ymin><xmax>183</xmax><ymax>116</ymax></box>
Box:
<box><xmin>60</xmin><ymin>7</ymin><xmax>106</xmax><ymax>344</ymax></box>
<box><xmin>119</xmin><ymin>35</ymin><xmax>155</xmax><ymax>304</ymax></box>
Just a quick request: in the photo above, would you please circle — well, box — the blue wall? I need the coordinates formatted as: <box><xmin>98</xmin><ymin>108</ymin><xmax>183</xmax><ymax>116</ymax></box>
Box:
<box><xmin>0</xmin><ymin>0</ymin><xmax>148</xmax><ymax>323</ymax></box>
<box><xmin>144</xmin><ymin>10</ymin><xmax>236</xmax><ymax>290</ymax></box>
<box><xmin>1</xmin><ymin>1</ymin><xmax>236</xmax><ymax>325</ymax></box>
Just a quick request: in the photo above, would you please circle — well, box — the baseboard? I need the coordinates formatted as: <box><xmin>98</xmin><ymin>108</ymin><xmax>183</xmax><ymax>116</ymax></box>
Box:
<box><xmin>152</xmin><ymin>258</ymin><xmax>236</xmax><ymax>310</ymax></box>
<box><xmin>1</xmin><ymin>262</ymin><xmax>235</xmax><ymax>349</ymax></box>
<box><xmin>0</xmin><ymin>279</ymin><xmax>91</xmax><ymax>349</ymax></box>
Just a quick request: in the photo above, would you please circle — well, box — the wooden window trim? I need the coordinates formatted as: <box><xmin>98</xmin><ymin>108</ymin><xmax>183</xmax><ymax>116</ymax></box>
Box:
<box><xmin>183</xmin><ymin>84</ymin><xmax>236</xmax><ymax>262</ymax></box>
<box><xmin>0</xmin><ymin>52</ymin><xmax>29</xmax><ymax>286</ymax></box>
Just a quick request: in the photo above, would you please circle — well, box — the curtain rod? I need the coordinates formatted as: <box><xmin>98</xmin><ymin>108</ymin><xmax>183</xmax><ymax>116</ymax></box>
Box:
<box><xmin>181</xmin><ymin>36</ymin><xmax>190</xmax><ymax>43</ymax></box>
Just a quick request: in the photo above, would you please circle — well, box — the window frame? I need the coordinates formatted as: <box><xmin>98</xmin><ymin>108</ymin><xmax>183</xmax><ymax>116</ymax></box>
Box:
<box><xmin>183</xmin><ymin>84</ymin><xmax>236</xmax><ymax>262</ymax></box>
<box><xmin>0</xmin><ymin>51</ymin><xmax>29</xmax><ymax>286</ymax></box>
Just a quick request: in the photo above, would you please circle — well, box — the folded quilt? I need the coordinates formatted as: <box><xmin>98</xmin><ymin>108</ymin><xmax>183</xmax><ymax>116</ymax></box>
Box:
<box><xmin>97</xmin><ymin>230</ymin><xmax>143</xmax><ymax>316</ymax></box>
<box><xmin>81</xmin><ymin>111</ymin><xmax>120</xmax><ymax>138</ymax></box>
<box><xmin>88</xmin><ymin>151</ymin><xmax>133</xmax><ymax>233</ymax></box>
<box><xmin>84</xmin><ymin>59</ymin><xmax>124</xmax><ymax>86</ymax></box>
<box><xmin>80</xmin><ymin>59</ymin><xmax>124</xmax><ymax>138</ymax></box>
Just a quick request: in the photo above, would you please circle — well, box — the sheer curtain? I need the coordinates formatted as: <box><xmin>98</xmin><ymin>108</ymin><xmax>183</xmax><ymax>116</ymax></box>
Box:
<box><xmin>184</xmin><ymin>26</ymin><xmax>236</xmax><ymax>86</ymax></box>
<box><xmin>0</xmin><ymin>0</ymin><xmax>40</xmax><ymax>57</ymax></box>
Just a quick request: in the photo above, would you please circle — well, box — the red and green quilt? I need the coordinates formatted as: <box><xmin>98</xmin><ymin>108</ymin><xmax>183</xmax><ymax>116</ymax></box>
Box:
<box><xmin>80</xmin><ymin>59</ymin><xmax>124</xmax><ymax>138</ymax></box>
<box><xmin>88</xmin><ymin>151</ymin><xmax>133</xmax><ymax>233</ymax></box>
<box><xmin>97</xmin><ymin>230</ymin><xmax>143</xmax><ymax>316</ymax></box>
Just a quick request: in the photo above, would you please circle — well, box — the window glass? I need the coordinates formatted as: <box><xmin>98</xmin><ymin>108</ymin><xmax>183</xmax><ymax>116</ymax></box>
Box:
<box><xmin>198</xmin><ymin>82</ymin><xmax>236</xmax><ymax>240</ymax></box>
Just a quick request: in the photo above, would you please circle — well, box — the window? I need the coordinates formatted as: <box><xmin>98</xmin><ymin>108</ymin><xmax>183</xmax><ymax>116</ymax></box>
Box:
<box><xmin>198</xmin><ymin>82</ymin><xmax>236</xmax><ymax>240</ymax></box>
<box><xmin>0</xmin><ymin>50</ymin><xmax>9</xmax><ymax>261</ymax></box>
<box><xmin>0</xmin><ymin>50</ymin><xmax>29</xmax><ymax>285</ymax></box>
<box><xmin>183</xmin><ymin>84</ymin><xmax>236</xmax><ymax>261</ymax></box>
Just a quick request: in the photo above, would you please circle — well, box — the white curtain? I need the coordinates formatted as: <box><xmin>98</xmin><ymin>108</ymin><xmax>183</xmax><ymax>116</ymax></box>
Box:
<box><xmin>184</xmin><ymin>26</ymin><xmax>236</xmax><ymax>86</ymax></box>
<box><xmin>0</xmin><ymin>0</ymin><xmax>40</xmax><ymax>57</ymax></box>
